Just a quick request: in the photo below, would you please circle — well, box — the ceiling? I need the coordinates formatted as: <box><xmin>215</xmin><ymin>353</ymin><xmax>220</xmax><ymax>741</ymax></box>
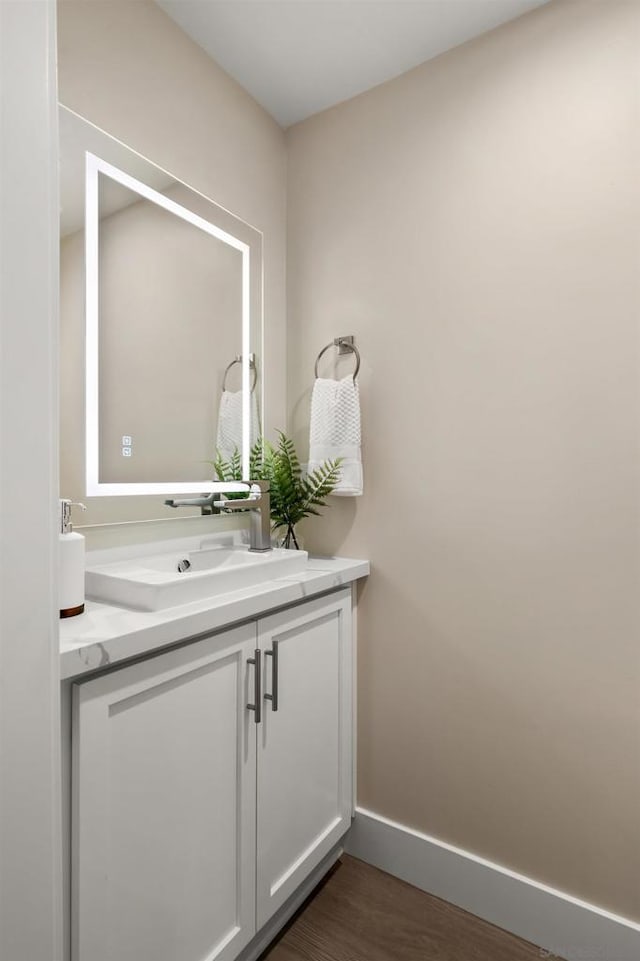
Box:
<box><xmin>157</xmin><ymin>0</ymin><xmax>550</xmax><ymax>128</ymax></box>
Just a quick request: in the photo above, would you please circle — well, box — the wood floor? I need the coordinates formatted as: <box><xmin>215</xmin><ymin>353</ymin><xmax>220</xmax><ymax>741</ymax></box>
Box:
<box><xmin>259</xmin><ymin>855</ymin><xmax>550</xmax><ymax>961</ymax></box>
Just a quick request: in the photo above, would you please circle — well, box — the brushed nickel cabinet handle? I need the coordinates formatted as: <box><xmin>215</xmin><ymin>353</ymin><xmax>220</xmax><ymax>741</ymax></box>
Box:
<box><xmin>247</xmin><ymin>649</ymin><xmax>262</xmax><ymax>723</ymax></box>
<box><xmin>264</xmin><ymin>641</ymin><xmax>279</xmax><ymax>712</ymax></box>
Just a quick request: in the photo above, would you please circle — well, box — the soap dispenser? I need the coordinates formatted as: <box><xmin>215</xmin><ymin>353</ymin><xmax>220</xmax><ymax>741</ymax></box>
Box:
<box><xmin>59</xmin><ymin>499</ymin><xmax>86</xmax><ymax>618</ymax></box>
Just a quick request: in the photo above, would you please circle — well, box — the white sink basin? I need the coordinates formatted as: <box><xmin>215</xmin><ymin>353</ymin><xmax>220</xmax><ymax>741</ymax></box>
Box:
<box><xmin>85</xmin><ymin>543</ymin><xmax>308</xmax><ymax>611</ymax></box>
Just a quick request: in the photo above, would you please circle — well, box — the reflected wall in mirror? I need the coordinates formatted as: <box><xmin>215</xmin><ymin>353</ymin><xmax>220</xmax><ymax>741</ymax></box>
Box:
<box><xmin>59</xmin><ymin>105</ymin><xmax>263</xmax><ymax>526</ymax></box>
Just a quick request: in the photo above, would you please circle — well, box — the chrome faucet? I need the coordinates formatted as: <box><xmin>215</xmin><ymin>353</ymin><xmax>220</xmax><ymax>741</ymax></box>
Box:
<box><xmin>164</xmin><ymin>493</ymin><xmax>221</xmax><ymax>515</ymax></box>
<box><xmin>217</xmin><ymin>479</ymin><xmax>272</xmax><ymax>553</ymax></box>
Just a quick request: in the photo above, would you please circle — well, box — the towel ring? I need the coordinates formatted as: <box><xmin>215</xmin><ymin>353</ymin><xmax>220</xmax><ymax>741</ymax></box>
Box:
<box><xmin>314</xmin><ymin>337</ymin><xmax>360</xmax><ymax>381</ymax></box>
<box><xmin>222</xmin><ymin>355</ymin><xmax>257</xmax><ymax>393</ymax></box>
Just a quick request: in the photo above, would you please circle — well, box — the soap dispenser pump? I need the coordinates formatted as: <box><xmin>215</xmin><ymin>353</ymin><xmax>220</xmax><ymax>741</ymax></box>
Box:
<box><xmin>59</xmin><ymin>499</ymin><xmax>86</xmax><ymax>618</ymax></box>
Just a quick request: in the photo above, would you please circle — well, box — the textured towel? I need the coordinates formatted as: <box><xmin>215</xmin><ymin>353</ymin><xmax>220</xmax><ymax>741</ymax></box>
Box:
<box><xmin>308</xmin><ymin>376</ymin><xmax>362</xmax><ymax>496</ymax></box>
<box><xmin>216</xmin><ymin>390</ymin><xmax>260</xmax><ymax>463</ymax></box>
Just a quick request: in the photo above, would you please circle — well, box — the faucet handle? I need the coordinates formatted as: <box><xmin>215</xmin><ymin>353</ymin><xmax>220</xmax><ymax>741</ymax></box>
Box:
<box><xmin>244</xmin><ymin>478</ymin><xmax>269</xmax><ymax>494</ymax></box>
<box><xmin>218</xmin><ymin>479</ymin><xmax>269</xmax><ymax>512</ymax></box>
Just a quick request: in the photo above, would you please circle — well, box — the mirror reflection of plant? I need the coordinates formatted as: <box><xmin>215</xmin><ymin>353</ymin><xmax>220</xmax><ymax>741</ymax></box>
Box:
<box><xmin>210</xmin><ymin>432</ymin><xmax>342</xmax><ymax>549</ymax></box>
<box><xmin>211</xmin><ymin>445</ymin><xmax>262</xmax><ymax>501</ymax></box>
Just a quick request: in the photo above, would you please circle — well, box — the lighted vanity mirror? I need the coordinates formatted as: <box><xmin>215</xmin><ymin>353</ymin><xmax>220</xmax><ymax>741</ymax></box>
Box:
<box><xmin>59</xmin><ymin>105</ymin><xmax>263</xmax><ymax>526</ymax></box>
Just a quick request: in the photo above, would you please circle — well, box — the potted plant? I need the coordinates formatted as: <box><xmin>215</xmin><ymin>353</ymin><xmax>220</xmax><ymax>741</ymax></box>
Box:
<box><xmin>212</xmin><ymin>432</ymin><xmax>341</xmax><ymax>549</ymax></box>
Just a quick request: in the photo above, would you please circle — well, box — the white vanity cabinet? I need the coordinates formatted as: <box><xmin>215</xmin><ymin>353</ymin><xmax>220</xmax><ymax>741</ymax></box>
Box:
<box><xmin>72</xmin><ymin>621</ymin><xmax>258</xmax><ymax>961</ymax></box>
<box><xmin>255</xmin><ymin>591</ymin><xmax>353</xmax><ymax>928</ymax></box>
<box><xmin>70</xmin><ymin>588</ymin><xmax>353</xmax><ymax>961</ymax></box>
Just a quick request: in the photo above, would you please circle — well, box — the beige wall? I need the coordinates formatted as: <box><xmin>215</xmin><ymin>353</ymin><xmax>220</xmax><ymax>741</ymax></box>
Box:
<box><xmin>57</xmin><ymin>0</ymin><xmax>286</xmax><ymax>526</ymax></box>
<box><xmin>287</xmin><ymin>0</ymin><xmax>640</xmax><ymax>920</ymax></box>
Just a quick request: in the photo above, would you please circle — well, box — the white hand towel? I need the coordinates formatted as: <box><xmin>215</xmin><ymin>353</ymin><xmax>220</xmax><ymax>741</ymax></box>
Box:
<box><xmin>216</xmin><ymin>390</ymin><xmax>260</xmax><ymax>463</ymax></box>
<box><xmin>308</xmin><ymin>376</ymin><xmax>363</xmax><ymax>496</ymax></box>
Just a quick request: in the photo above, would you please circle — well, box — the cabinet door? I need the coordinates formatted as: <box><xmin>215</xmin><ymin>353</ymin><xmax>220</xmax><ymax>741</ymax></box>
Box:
<box><xmin>72</xmin><ymin>624</ymin><xmax>257</xmax><ymax>961</ymax></box>
<box><xmin>256</xmin><ymin>590</ymin><xmax>353</xmax><ymax>927</ymax></box>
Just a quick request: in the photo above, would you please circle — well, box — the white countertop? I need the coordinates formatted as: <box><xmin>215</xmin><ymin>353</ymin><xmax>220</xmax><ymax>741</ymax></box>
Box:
<box><xmin>60</xmin><ymin>555</ymin><xmax>369</xmax><ymax>681</ymax></box>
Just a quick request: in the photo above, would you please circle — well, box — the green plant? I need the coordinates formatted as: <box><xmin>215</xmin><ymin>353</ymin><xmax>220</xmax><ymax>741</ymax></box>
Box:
<box><xmin>211</xmin><ymin>432</ymin><xmax>341</xmax><ymax>549</ymax></box>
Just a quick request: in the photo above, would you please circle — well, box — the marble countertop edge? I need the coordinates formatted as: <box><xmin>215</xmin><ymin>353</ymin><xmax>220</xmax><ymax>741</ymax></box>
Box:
<box><xmin>60</xmin><ymin>556</ymin><xmax>369</xmax><ymax>681</ymax></box>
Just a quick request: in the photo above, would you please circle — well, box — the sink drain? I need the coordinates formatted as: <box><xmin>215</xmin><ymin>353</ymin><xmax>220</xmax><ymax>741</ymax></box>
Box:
<box><xmin>176</xmin><ymin>558</ymin><xmax>191</xmax><ymax>573</ymax></box>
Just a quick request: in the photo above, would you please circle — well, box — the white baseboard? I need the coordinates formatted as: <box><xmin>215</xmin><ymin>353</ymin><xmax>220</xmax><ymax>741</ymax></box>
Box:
<box><xmin>345</xmin><ymin>808</ymin><xmax>640</xmax><ymax>961</ymax></box>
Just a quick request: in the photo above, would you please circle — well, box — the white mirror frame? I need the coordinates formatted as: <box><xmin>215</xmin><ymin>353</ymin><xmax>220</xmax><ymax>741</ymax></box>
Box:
<box><xmin>85</xmin><ymin>151</ymin><xmax>252</xmax><ymax>496</ymax></box>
